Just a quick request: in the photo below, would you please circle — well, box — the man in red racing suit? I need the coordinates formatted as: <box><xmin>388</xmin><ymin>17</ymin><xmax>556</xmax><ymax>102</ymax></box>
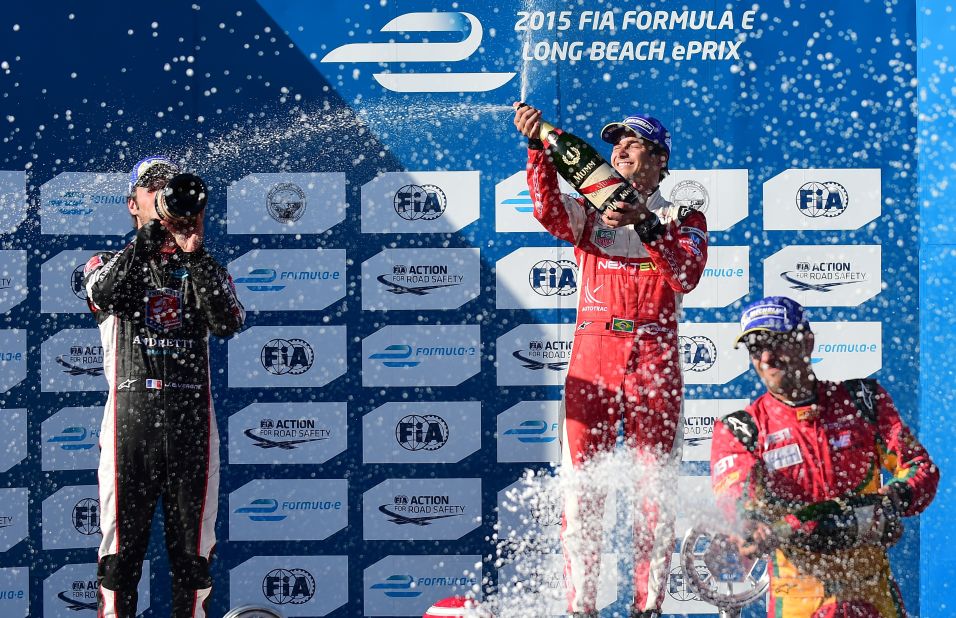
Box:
<box><xmin>513</xmin><ymin>104</ymin><xmax>708</xmax><ymax>618</ymax></box>
<box><xmin>710</xmin><ymin>296</ymin><xmax>938</xmax><ymax>618</ymax></box>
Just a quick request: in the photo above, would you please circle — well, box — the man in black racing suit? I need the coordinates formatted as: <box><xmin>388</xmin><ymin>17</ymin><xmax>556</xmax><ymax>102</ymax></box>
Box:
<box><xmin>83</xmin><ymin>156</ymin><xmax>245</xmax><ymax>618</ymax></box>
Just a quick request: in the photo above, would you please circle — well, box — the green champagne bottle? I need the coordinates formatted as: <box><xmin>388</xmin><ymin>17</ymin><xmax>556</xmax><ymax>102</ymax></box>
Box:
<box><xmin>538</xmin><ymin>120</ymin><xmax>644</xmax><ymax>213</ymax></box>
<box><xmin>769</xmin><ymin>494</ymin><xmax>900</xmax><ymax>552</ymax></box>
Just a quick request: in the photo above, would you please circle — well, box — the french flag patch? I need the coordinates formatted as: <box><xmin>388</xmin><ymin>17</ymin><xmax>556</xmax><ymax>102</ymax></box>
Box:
<box><xmin>146</xmin><ymin>379</ymin><xmax>163</xmax><ymax>390</ymax></box>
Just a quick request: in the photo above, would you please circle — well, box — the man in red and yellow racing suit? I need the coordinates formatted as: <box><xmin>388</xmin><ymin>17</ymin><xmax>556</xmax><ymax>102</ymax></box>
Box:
<box><xmin>711</xmin><ymin>296</ymin><xmax>939</xmax><ymax>618</ymax></box>
<box><xmin>513</xmin><ymin>104</ymin><xmax>708</xmax><ymax>618</ymax></box>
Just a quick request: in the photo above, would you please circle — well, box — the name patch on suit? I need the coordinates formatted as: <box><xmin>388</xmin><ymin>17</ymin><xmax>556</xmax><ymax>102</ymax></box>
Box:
<box><xmin>763</xmin><ymin>443</ymin><xmax>803</xmax><ymax>471</ymax></box>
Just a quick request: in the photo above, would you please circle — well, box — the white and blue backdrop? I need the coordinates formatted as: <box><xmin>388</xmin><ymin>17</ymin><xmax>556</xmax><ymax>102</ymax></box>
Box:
<box><xmin>0</xmin><ymin>1</ymin><xmax>953</xmax><ymax>616</ymax></box>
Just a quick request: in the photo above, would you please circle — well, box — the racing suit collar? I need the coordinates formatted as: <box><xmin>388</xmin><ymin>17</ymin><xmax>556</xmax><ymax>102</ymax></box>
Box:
<box><xmin>645</xmin><ymin>188</ymin><xmax>666</xmax><ymax>212</ymax></box>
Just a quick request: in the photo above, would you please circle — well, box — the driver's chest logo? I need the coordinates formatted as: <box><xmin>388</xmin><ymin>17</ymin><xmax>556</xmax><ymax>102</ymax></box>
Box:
<box><xmin>146</xmin><ymin>288</ymin><xmax>183</xmax><ymax>331</ymax></box>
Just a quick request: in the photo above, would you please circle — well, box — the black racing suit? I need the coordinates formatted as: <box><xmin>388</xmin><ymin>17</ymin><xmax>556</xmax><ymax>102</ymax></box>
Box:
<box><xmin>84</xmin><ymin>220</ymin><xmax>244</xmax><ymax>618</ymax></box>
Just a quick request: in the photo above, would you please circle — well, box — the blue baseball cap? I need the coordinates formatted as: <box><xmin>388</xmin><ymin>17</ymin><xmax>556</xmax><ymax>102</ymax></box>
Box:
<box><xmin>734</xmin><ymin>296</ymin><xmax>811</xmax><ymax>348</ymax></box>
<box><xmin>600</xmin><ymin>114</ymin><xmax>672</xmax><ymax>159</ymax></box>
<box><xmin>128</xmin><ymin>155</ymin><xmax>179</xmax><ymax>196</ymax></box>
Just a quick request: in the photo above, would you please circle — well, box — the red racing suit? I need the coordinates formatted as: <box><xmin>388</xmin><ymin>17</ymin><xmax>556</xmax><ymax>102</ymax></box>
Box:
<box><xmin>526</xmin><ymin>146</ymin><xmax>708</xmax><ymax>614</ymax></box>
<box><xmin>710</xmin><ymin>379</ymin><xmax>939</xmax><ymax>618</ymax></box>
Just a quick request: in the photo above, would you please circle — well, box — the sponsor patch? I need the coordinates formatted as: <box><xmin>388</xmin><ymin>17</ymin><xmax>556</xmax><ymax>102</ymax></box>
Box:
<box><xmin>763</xmin><ymin>443</ymin><xmax>803</xmax><ymax>471</ymax></box>
<box><xmin>145</xmin><ymin>288</ymin><xmax>183</xmax><ymax>332</ymax></box>
<box><xmin>593</xmin><ymin>228</ymin><xmax>616</xmax><ymax>248</ymax></box>
<box><xmin>828</xmin><ymin>431</ymin><xmax>852</xmax><ymax>450</ymax></box>
<box><xmin>795</xmin><ymin>405</ymin><xmax>819</xmax><ymax>422</ymax></box>
<box><xmin>680</xmin><ymin>226</ymin><xmax>707</xmax><ymax>243</ymax></box>
<box><xmin>83</xmin><ymin>255</ymin><xmax>103</xmax><ymax>275</ymax></box>
<box><xmin>765</xmin><ymin>428</ymin><xmax>792</xmax><ymax>447</ymax></box>
<box><xmin>713</xmin><ymin>470</ymin><xmax>740</xmax><ymax>495</ymax></box>
<box><xmin>713</xmin><ymin>454</ymin><xmax>738</xmax><ymax>476</ymax></box>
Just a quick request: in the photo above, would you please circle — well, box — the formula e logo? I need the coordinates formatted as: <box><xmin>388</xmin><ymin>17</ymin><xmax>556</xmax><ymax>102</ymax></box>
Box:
<box><xmin>262</xmin><ymin>568</ymin><xmax>315</xmax><ymax>605</ymax></box>
<box><xmin>503</xmin><ymin>420</ymin><xmax>558</xmax><ymax>443</ymax></box>
<box><xmin>72</xmin><ymin>498</ymin><xmax>100</xmax><ymax>536</ymax></box>
<box><xmin>396</xmin><ymin>414</ymin><xmax>449</xmax><ymax>451</ymax></box>
<box><xmin>235</xmin><ymin>268</ymin><xmax>285</xmax><ymax>292</ymax></box>
<box><xmin>235</xmin><ymin>498</ymin><xmax>287</xmax><ymax>522</ymax></box>
<box><xmin>370</xmin><ymin>574</ymin><xmax>420</xmax><ymax>598</ymax></box>
<box><xmin>679</xmin><ymin>335</ymin><xmax>717</xmax><ymax>372</ymax></box>
<box><xmin>796</xmin><ymin>181</ymin><xmax>848</xmax><ymax>218</ymax></box>
<box><xmin>369</xmin><ymin>344</ymin><xmax>420</xmax><ymax>368</ymax></box>
<box><xmin>670</xmin><ymin>179</ymin><xmax>709</xmax><ymax>213</ymax></box>
<box><xmin>48</xmin><ymin>426</ymin><xmax>95</xmax><ymax>451</ymax></box>
<box><xmin>267</xmin><ymin>182</ymin><xmax>306</xmax><ymax>223</ymax></box>
<box><xmin>394</xmin><ymin>184</ymin><xmax>446</xmax><ymax>221</ymax></box>
<box><xmin>261</xmin><ymin>339</ymin><xmax>314</xmax><ymax>375</ymax></box>
<box><xmin>71</xmin><ymin>264</ymin><xmax>87</xmax><ymax>300</ymax></box>
<box><xmin>530</xmin><ymin>259</ymin><xmax>577</xmax><ymax>296</ymax></box>
<box><xmin>320</xmin><ymin>12</ymin><xmax>516</xmax><ymax>93</ymax></box>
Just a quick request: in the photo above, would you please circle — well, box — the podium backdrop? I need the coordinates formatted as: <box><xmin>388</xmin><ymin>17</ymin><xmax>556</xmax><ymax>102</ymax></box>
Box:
<box><xmin>0</xmin><ymin>1</ymin><xmax>952</xmax><ymax>616</ymax></box>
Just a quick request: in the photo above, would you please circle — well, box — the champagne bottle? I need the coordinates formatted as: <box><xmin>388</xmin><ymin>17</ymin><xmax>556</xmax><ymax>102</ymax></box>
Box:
<box><xmin>769</xmin><ymin>494</ymin><xmax>900</xmax><ymax>552</ymax></box>
<box><xmin>156</xmin><ymin>173</ymin><xmax>208</xmax><ymax>222</ymax></box>
<box><xmin>537</xmin><ymin>120</ymin><xmax>644</xmax><ymax>213</ymax></box>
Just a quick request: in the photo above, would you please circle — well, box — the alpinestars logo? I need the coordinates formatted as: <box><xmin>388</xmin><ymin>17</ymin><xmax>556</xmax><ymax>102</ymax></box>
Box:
<box><xmin>321</xmin><ymin>12</ymin><xmax>515</xmax><ymax>92</ymax></box>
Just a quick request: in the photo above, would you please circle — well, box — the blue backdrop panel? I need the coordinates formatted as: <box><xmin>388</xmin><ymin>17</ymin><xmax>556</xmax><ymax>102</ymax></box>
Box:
<box><xmin>917</xmin><ymin>2</ymin><xmax>956</xmax><ymax>615</ymax></box>
<box><xmin>0</xmin><ymin>1</ymin><xmax>942</xmax><ymax>617</ymax></box>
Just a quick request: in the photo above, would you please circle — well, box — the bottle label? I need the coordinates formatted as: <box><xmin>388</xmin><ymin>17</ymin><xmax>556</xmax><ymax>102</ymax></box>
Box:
<box><xmin>577</xmin><ymin>163</ymin><xmax>627</xmax><ymax>209</ymax></box>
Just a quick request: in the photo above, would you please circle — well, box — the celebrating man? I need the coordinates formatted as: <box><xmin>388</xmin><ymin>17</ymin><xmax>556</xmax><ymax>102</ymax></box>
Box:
<box><xmin>711</xmin><ymin>296</ymin><xmax>939</xmax><ymax>617</ymax></box>
<box><xmin>513</xmin><ymin>103</ymin><xmax>708</xmax><ymax>618</ymax></box>
<box><xmin>84</xmin><ymin>156</ymin><xmax>245</xmax><ymax>617</ymax></box>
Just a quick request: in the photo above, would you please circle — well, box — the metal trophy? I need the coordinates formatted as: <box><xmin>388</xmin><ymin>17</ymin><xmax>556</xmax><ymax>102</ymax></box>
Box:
<box><xmin>222</xmin><ymin>606</ymin><xmax>284</xmax><ymax>618</ymax></box>
<box><xmin>679</xmin><ymin>526</ymin><xmax>769</xmax><ymax>618</ymax></box>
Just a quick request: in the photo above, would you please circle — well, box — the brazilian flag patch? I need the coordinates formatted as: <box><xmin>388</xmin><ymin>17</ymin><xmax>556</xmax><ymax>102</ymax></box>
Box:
<box><xmin>610</xmin><ymin>318</ymin><xmax>635</xmax><ymax>333</ymax></box>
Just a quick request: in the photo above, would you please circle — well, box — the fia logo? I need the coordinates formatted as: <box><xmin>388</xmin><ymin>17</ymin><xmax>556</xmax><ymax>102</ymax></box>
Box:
<box><xmin>394</xmin><ymin>184</ymin><xmax>446</xmax><ymax>221</ymax></box>
<box><xmin>262</xmin><ymin>568</ymin><xmax>316</xmax><ymax>605</ymax></box>
<box><xmin>267</xmin><ymin>182</ymin><xmax>307</xmax><ymax>223</ymax></box>
<box><xmin>529</xmin><ymin>495</ymin><xmax>562</xmax><ymax>527</ymax></box>
<box><xmin>320</xmin><ymin>12</ymin><xmax>515</xmax><ymax>93</ymax></box>
<box><xmin>529</xmin><ymin>259</ymin><xmax>577</xmax><ymax>296</ymax></box>
<box><xmin>396</xmin><ymin>414</ymin><xmax>449</xmax><ymax>451</ymax></box>
<box><xmin>796</xmin><ymin>181</ymin><xmax>848</xmax><ymax>218</ymax></box>
<box><xmin>260</xmin><ymin>339</ymin><xmax>314</xmax><ymax>375</ymax></box>
<box><xmin>667</xmin><ymin>565</ymin><xmax>701</xmax><ymax>602</ymax></box>
<box><xmin>72</xmin><ymin>498</ymin><xmax>101</xmax><ymax>536</ymax></box>
<box><xmin>679</xmin><ymin>335</ymin><xmax>717</xmax><ymax>372</ymax></box>
<box><xmin>70</xmin><ymin>263</ymin><xmax>87</xmax><ymax>300</ymax></box>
